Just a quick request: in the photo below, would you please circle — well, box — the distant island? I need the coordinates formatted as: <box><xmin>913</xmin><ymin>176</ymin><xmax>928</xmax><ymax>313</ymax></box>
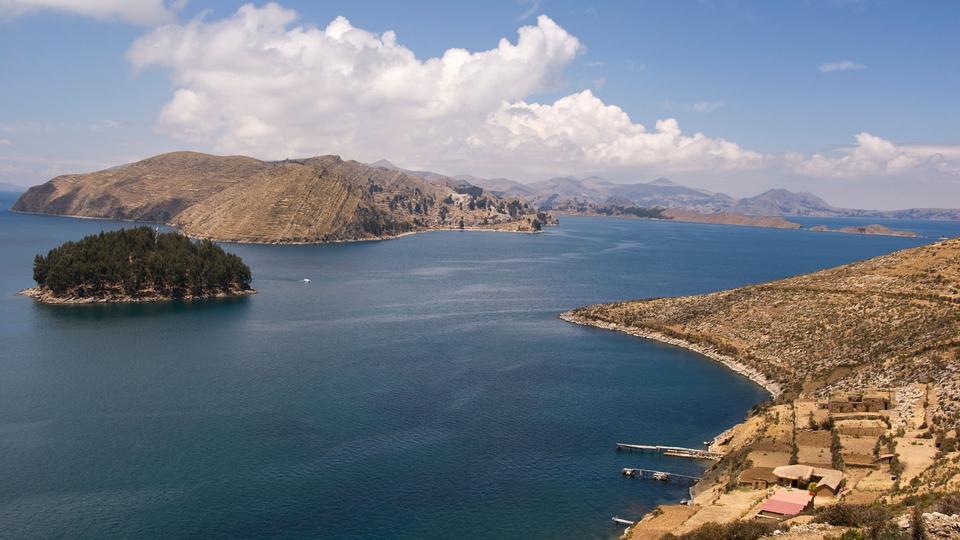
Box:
<box><xmin>23</xmin><ymin>227</ymin><xmax>254</xmax><ymax>304</ymax></box>
<box><xmin>12</xmin><ymin>152</ymin><xmax>553</xmax><ymax>244</ymax></box>
<box><xmin>551</xmin><ymin>201</ymin><xmax>935</xmax><ymax>235</ymax></box>
<box><xmin>809</xmin><ymin>223</ymin><xmax>919</xmax><ymax>238</ymax></box>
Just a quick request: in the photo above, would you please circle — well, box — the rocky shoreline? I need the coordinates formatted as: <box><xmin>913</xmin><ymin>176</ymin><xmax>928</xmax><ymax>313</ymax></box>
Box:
<box><xmin>19</xmin><ymin>286</ymin><xmax>256</xmax><ymax>304</ymax></box>
<box><xmin>559</xmin><ymin>311</ymin><xmax>782</xmax><ymax>397</ymax></box>
<box><xmin>12</xmin><ymin>209</ymin><xmax>547</xmax><ymax>246</ymax></box>
<box><xmin>560</xmin><ymin>309</ymin><xmax>781</xmax><ymax>539</ymax></box>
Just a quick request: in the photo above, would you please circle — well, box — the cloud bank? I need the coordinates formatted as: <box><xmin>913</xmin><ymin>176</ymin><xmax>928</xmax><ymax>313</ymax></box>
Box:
<box><xmin>127</xmin><ymin>3</ymin><xmax>762</xmax><ymax>177</ymax></box>
<box><xmin>0</xmin><ymin>0</ymin><xmax>180</xmax><ymax>25</ymax></box>
<box><xmin>795</xmin><ymin>133</ymin><xmax>959</xmax><ymax>178</ymax></box>
<box><xmin>123</xmin><ymin>3</ymin><xmax>958</xmax><ymax>189</ymax></box>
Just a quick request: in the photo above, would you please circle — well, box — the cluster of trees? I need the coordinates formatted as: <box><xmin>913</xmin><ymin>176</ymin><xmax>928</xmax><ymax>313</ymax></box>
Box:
<box><xmin>33</xmin><ymin>227</ymin><xmax>252</xmax><ymax>298</ymax></box>
<box><xmin>357</xmin><ymin>206</ymin><xmax>413</xmax><ymax>237</ymax></box>
<box><xmin>388</xmin><ymin>192</ymin><xmax>436</xmax><ymax>215</ymax></box>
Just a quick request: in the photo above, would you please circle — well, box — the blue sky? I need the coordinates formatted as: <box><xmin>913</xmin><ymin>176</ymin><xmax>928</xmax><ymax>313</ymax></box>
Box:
<box><xmin>1</xmin><ymin>0</ymin><xmax>958</xmax><ymax>209</ymax></box>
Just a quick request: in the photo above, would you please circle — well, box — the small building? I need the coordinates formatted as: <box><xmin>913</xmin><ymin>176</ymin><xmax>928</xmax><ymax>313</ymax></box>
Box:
<box><xmin>757</xmin><ymin>489</ymin><xmax>815</xmax><ymax>520</ymax></box>
<box><xmin>737</xmin><ymin>467</ymin><xmax>779</xmax><ymax>490</ymax></box>
<box><xmin>772</xmin><ymin>464</ymin><xmax>843</xmax><ymax>496</ymax></box>
<box><xmin>862</xmin><ymin>392</ymin><xmax>892</xmax><ymax>412</ymax></box>
<box><xmin>827</xmin><ymin>392</ymin><xmax>892</xmax><ymax>414</ymax></box>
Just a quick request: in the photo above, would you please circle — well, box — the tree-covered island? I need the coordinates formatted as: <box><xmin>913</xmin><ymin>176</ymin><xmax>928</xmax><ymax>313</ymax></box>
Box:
<box><xmin>24</xmin><ymin>227</ymin><xmax>254</xmax><ymax>304</ymax></box>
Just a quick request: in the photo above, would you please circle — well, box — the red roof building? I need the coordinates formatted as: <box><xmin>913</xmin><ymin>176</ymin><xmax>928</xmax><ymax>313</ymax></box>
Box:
<box><xmin>757</xmin><ymin>489</ymin><xmax>814</xmax><ymax>520</ymax></box>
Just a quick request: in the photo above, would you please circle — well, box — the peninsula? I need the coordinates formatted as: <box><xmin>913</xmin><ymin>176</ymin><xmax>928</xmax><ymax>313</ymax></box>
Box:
<box><xmin>11</xmin><ymin>152</ymin><xmax>551</xmax><ymax>244</ymax></box>
<box><xmin>24</xmin><ymin>227</ymin><xmax>254</xmax><ymax>304</ymax></box>
<box><xmin>563</xmin><ymin>237</ymin><xmax>960</xmax><ymax>538</ymax></box>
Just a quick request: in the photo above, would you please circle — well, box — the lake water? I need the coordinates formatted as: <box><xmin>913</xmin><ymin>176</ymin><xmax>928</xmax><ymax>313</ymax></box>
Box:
<box><xmin>2</xmin><ymin>191</ymin><xmax>959</xmax><ymax>539</ymax></box>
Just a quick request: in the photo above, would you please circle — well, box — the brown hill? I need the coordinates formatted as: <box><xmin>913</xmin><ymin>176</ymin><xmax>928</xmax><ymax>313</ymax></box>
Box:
<box><xmin>13</xmin><ymin>152</ymin><xmax>547</xmax><ymax>243</ymax></box>
<box><xmin>564</xmin><ymin>237</ymin><xmax>960</xmax><ymax>426</ymax></box>
<box><xmin>662</xmin><ymin>208</ymin><xmax>801</xmax><ymax>229</ymax></box>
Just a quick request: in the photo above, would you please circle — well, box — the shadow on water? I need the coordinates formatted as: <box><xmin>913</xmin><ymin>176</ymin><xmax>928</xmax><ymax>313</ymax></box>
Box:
<box><xmin>30</xmin><ymin>294</ymin><xmax>254</xmax><ymax>322</ymax></box>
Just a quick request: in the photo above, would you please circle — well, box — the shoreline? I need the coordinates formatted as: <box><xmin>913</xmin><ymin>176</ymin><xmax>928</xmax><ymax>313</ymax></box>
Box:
<box><xmin>19</xmin><ymin>286</ymin><xmax>256</xmax><ymax>305</ymax></box>
<box><xmin>8</xmin><ymin>209</ymin><xmax>547</xmax><ymax>245</ymax></box>
<box><xmin>559</xmin><ymin>310</ymin><xmax>781</xmax><ymax>538</ymax></box>
<box><xmin>554</xmin><ymin>212</ymin><xmax>932</xmax><ymax>238</ymax></box>
<box><xmin>559</xmin><ymin>311</ymin><xmax>781</xmax><ymax>398</ymax></box>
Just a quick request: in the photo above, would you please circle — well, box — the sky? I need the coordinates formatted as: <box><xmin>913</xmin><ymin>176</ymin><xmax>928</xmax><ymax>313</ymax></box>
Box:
<box><xmin>0</xmin><ymin>0</ymin><xmax>958</xmax><ymax>209</ymax></box>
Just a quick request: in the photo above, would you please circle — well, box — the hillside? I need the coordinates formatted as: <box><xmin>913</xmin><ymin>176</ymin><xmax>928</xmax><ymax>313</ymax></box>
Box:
<box><xmin>497</xmin><ymin>175</ymin><xmax>734</xmax><ymax>213</ymax></box>
<box><xmin>564</xmin><ymin>237</ymin><xmax>960</xmax><ymax>426</ymax></box>
<box><xmin>565</xmin><ymin>239</ymin><xmax>960</xmax><ymax>538</ymax></box>
<box><xmin>13</xmin><ymin>152</ymin><xmax>548</xmax><ymax>243</ymax></box>
<box><xmin>731</xmin><ymin>189</ymin><xmax>838</xmax><ymax>217</ymax></box>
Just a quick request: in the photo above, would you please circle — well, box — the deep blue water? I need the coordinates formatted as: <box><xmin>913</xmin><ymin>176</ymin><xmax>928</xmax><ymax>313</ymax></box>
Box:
<box><xmin>2</xmin><ymin>191</ymin><xmax>959</xmax><ymax>539</ymax></box>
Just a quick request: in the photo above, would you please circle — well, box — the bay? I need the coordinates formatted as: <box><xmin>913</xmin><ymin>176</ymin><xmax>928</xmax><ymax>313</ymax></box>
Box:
<box><xmin>2</xmin><ymin>192</ymin><xmax>957</xmax><ymax>539</ymax></box>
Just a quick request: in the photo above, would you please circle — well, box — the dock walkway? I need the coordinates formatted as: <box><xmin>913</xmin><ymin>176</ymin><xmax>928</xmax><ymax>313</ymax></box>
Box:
<box><xmin>616</xmin><ymin>443</ymin><xmax>722</xmax><ymax>460</ymax></box>
<box><xmin>621</xmin><ymin>467</ymin><xmax>700</xmax><ymax>482</ymax></box>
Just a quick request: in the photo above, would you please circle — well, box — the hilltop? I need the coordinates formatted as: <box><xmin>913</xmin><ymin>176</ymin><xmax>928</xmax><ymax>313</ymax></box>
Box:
<box><xmin>12</xmin><ymin>152</ymin><xmax>550</xmax><ymax>243</ymax></box>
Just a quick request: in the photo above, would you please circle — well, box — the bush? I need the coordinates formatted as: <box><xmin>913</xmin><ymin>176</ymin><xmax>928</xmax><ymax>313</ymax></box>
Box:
<box><xmin>868</xmin><ymin>522</ymin><xmax>910</xmax><ymax>539</ymax></box>
<box><xmin>662</xmin><ymin>520</ymin><xmax>779</xmax><ymax>540</ymax></box>
<box><xmin>815</xmin><ymin>503</ymin><xmax>891</xmax><ymax>529</ymax></box>
<box><xmin>932</xmin><ymin>493</ymin><xmax>960</xmax><ymax>515</ymax></box>
<box><xmin>911</xmin><ymin>505</ymin><xmax>927</xmax><ymax>540</ymax></box>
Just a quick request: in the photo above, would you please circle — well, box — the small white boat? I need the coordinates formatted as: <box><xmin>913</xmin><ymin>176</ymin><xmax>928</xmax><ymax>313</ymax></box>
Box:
<box><xmin>302</xmin><ymin>278</ymin><xmax>311</xmax><ymax>283</ymax></box>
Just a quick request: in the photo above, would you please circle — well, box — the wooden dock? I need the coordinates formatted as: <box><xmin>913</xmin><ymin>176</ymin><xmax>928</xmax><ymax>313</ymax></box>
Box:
<box><xmin>621</xmin><ymin>467</ymin><xmax>700</xmax><ymax>483</ymax></box>
<box><xmin>616</xmin><ymin>443</ymin><xmax>722</xmax><ymax>460</ymax></box>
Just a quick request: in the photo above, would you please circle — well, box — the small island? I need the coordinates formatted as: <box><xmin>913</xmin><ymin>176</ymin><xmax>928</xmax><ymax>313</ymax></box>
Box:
<box><xmin>809</xmin><ymin>223</ymin><xmax>919</xmax><ymax>237</ymax></box>
<box><xmin>23</xmin><ymin>227</ymin><xmax>254</xmax><ymax>304</ymax></box>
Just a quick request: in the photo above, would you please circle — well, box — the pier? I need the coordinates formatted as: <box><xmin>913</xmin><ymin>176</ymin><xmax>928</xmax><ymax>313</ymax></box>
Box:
<box><xmin>621</xmin><ymin>467</ymin><xmax>700</xmax><ymax>483</ymax></box>
<box><xmin>616</xmin><ymin>443</ymin><xmax>722</xmax><ymax>460</ymax></box>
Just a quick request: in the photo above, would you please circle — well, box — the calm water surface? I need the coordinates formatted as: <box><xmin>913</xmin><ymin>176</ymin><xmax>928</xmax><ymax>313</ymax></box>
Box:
<box><xmin>2</xmin><ymin>192</ymin><xmax>958</xmax><ymax>539</ymax></box>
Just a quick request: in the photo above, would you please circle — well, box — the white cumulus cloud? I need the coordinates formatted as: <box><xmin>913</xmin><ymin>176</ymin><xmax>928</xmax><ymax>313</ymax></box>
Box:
<box><xmin>795</xmin><ymin>132</ymin><xmax>959</xmax><ymax>178</ymax></box>
<box><xmin>468</xmin><ymin>91</ymin><xmax>761</xmax><ymax>172</ymax></box>
<box><xmin>127</xmin><ymin>3</ymin><xmax>763</xmax><ymax>177</ymax></box>
<box><xmin>818</xmin><ymin>60</ymin><xmax>866</xmax><ymax>73</ymax></box>
<box><xmin>0</xmin><ymin>0</ymin><xmax>181</xmax><ymax>25</ymax></box>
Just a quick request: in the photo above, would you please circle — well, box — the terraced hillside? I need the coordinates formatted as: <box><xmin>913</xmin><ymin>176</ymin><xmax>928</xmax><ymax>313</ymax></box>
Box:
<box><xmin>564</xmin><ymin>238</ymin><xmax>960</xmax><ymax>429</ymax></box>
<box><xmin>13</xmin><ymin>152</ymin><xmax>547</xmax><ymax>243</ymax></box>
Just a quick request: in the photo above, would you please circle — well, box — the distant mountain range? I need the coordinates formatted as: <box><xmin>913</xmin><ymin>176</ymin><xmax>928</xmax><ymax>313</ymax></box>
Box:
<box><xmin>0</xmin><ymin>182</ymin><xmax>26</xmax><ymax>193</ymax></box>
<box><xmin>452</xmin><ymin>173</ymin><xmax>960</xmax><ymax>221</ymax></box>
